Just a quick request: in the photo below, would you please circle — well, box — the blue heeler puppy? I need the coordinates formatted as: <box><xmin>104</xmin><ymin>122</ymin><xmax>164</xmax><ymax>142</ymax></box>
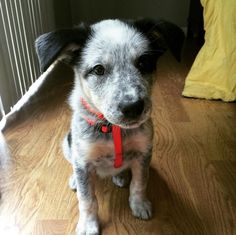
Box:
<box><xmin>35</xmin><ymin>19</ymin><xmax>184</xmax><ymax>235</ymax></box>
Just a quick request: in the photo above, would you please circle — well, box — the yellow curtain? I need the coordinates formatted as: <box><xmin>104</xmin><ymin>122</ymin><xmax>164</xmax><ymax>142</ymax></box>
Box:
<box><xmin>182</xmin><ymin>0</ymin><xmax>236</xmax><ymax>102</ymax></box>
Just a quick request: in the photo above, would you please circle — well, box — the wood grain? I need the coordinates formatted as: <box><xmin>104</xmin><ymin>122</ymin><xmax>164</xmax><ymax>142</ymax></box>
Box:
<box><xmin>0</xmin><ymin>42</ymin><xmax>236</xmax><ymax>235</ymax></box>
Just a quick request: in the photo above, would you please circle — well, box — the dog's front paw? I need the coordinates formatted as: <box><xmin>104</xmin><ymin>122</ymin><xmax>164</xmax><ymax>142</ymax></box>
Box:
<box><xmin>129</xmin><ymin>197</ymin><xmax>152</xmax><ymax>220</ymax></box>
<box><xmin>76</xmin><ymin>219</ymin><xmax>100</xmax><ymax>235</ymax></box>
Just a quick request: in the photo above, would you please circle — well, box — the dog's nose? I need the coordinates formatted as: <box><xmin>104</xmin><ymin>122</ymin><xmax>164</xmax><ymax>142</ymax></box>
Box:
<box><xmin>120</xmin><ymin>99</ymin><xmax>145</xmax><ymax>119</ymax></box>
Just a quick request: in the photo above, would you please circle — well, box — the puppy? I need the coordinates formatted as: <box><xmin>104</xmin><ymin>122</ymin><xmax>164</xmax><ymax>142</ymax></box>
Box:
<box><xmin>35</xmin><ymin>19</ymin><xmax>184</xmax><ymax>235</ymax></box>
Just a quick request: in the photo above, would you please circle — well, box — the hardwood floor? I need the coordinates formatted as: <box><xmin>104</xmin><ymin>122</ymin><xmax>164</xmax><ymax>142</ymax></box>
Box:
<box><xmin>0</xmin><ymin>42</ymin><xmax>236</xmax><ymax>235</ymax></box>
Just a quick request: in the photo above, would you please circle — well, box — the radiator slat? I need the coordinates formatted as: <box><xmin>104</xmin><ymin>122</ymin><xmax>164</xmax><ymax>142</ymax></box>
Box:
<box><xmin>2</xmin><ymin>0</ymin><xmax>22</xmax><ymax>98</ymax></box>
<box><xmin>0</xmin><ymin>0</ymin><xmax>55</xmax><ymax>114</ymax></box>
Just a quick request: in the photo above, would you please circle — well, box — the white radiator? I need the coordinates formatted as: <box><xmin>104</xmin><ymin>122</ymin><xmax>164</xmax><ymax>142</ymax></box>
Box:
<box><xmin>0</xmin><ymin>0</ymin><xmax>55</xmax><ymax>115</ymax></box>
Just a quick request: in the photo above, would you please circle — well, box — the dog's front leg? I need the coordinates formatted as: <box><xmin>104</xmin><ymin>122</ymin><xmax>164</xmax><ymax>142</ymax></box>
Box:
<box><xmin>129</xmin><ymin>152</ymin><xmax>152</xmax><ymax>220</ymax></box>
<box><xmin>74</xmin><ymin>167</ymin><xmax>99</xmax><ymax>235</ymax></box>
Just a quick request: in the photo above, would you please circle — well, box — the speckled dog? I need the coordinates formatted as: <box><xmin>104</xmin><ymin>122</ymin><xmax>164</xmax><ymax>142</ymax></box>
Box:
<box><xmin>35</xmin><ymin>19</ymin><xmax>184</xmax><ymax>235</ymax></box>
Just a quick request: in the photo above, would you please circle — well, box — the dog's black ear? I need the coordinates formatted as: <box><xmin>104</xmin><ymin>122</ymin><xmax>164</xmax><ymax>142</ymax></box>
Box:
<box><xmin>133</xmin><ymin>19</ymin><xmax>185</xmax><ymax>61</ymax></box>
<box><xmin>35</xmin><ymin>24</ymin><xmax>90</xmax><ymax>72</ymax></box>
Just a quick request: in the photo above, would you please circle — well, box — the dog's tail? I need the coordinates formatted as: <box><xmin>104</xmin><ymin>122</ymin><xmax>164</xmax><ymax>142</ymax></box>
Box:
<box><xmin>62</xmin><ymin>131</ymin><xmax>72</xmax><ymax>163</ymax></box>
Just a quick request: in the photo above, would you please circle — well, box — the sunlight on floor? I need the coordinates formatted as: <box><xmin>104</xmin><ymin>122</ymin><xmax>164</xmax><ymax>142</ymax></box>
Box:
<box><xmin>0</xmin><ymin>132</ymin><xmax>11</xmax><ymax>168</ymax></box>
<box><xmin>0</xmin><ymin>216</ymin><xmax>20</xmax><ymax>235</ymax></box>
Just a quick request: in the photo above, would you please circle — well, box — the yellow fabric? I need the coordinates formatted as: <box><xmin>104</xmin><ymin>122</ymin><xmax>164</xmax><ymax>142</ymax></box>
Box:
<box><xmin>182</xmin><ymin>0</ymin><xmax>236</xmax><ymax>101</ymax></box>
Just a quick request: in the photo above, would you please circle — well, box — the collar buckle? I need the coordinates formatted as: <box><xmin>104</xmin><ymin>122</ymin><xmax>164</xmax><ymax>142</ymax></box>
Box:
<box><xmin>101</xmin><ymin>125</ymin><xmax>112</xmax><ymax>133</ymax></box>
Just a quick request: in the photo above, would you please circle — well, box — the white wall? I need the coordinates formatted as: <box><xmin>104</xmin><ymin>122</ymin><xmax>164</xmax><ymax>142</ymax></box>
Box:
<box><xmin>70</xmin><ymin>0</ymin><xmax>190</xmax><ymax>27</ymax></box>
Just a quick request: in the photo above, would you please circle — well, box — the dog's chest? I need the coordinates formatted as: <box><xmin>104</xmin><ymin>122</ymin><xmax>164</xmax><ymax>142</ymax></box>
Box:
<box><xmin>80</xmin><ymin>131</ymin><xmax>151</xmax><ymax>176</ymax></box>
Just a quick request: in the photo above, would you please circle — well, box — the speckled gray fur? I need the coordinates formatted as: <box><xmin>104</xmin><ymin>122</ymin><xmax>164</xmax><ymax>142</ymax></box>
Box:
<box><xmin>36</xmin><ymin>18</ymin><xmax>184</xmax><ymax>235</ymax></box>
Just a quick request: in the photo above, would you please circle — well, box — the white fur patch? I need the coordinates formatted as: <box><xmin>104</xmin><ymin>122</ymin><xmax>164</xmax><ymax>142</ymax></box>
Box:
<box><xmin>92</xmin><ymin>20</ymin><xmax>141</xmax><ymax>45</ymax></box>
<box><xmin>81</xmin><ymin>19</ymin><xmax>149</xmax><ymax>68</ymax></box>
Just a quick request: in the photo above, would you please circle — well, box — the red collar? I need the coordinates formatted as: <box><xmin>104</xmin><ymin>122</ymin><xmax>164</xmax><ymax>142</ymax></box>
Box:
<box><xmin>81</xmin><ymin>98</ymin><xmax>123</xmax><ymax>168</ymax></box>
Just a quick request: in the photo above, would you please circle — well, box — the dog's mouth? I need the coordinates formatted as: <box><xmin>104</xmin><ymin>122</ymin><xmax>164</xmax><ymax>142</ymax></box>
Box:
<box><xmin>105</xmin><ymin>108</ymin><xmax>151</xmax><ymax>129</ymax></box>
<box><xmin>118</xmin><ymin>119</ymin><xmax>148</xmax><ymax>129</ymax></box>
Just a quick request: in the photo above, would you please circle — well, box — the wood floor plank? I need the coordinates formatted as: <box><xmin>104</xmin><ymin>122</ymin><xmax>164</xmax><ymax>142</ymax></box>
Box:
<box><xmin>33</xmin><ymin>220</ymin><xmax>68</xmax><ymax>235</ymax></box>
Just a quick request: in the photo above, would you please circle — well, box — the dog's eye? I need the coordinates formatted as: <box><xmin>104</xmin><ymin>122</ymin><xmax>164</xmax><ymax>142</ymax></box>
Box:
<box><xmin>92</xmin><ymin>64</ymin><xmax>105</xmax><ymax>76</ymax></box>
<box><xmin>136</xmin><ymin>55</ymin><xmax>157</xmax><ymax>74</ymax></box>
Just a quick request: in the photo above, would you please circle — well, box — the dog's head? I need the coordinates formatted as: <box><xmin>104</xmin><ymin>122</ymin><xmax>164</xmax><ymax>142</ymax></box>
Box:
<box><xmin>36</xmin><ymin>19</ymin><xmax>184</xmax><ymax>128</ymax></box>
